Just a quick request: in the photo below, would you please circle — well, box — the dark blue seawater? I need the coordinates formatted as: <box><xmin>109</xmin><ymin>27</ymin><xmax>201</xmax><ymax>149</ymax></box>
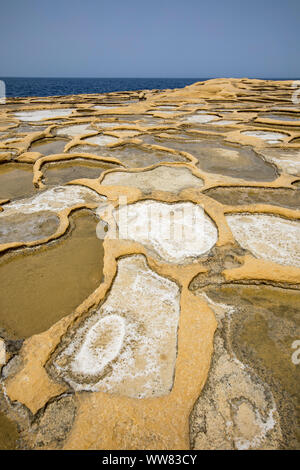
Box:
<box><xmin>1</xmin><ymin>77</ymin><xmax>208</xmax><ymax>98</ymax></box>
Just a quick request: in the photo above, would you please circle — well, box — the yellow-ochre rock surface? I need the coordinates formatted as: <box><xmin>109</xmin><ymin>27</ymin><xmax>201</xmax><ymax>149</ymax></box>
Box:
<box><xmin>0</xmin><ymin>78</ymin><xmax>299</xmax><ymax>450</ymax></box>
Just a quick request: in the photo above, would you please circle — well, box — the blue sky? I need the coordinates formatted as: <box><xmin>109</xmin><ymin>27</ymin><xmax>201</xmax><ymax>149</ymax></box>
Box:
<box><xmin>0</xmin><ymin>0</ymin><xmax>299</xmax><ymax>78</ymax></box>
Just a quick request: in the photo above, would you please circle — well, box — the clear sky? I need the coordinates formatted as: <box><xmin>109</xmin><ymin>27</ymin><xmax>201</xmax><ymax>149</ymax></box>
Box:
<box><xmin>0</xmin><ymin>0</ymin><xmax>299</xmax><ymax>78</ymax></box>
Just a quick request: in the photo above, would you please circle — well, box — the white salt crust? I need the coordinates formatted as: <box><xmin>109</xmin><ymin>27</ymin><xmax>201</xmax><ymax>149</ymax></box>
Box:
<box><xmin>260</xmin><ymin>114</ymin><xmax>300</xmax><ymax>122</ymax></box>
<box><xmin>56</xmin><ymin>124</ymin><xmax>96</xmax><ymax>137</ymax></box>
<box><xmin>260</xmin><ymin>150</ymin><xmax>300</xmax><ymax>176</ymax></box>
<box><xmin>53</xmin><ymin>255</ymin><xmax>180</xmax><ymax>397</ymax></box>
<box><xmin>96</xmin><ymin>122</ymin><xmax>138</xmax><ymax>129</ymax></box>
<box><xmin>94</xmin><ymin>122</ymin><xmax>118</xmax><ymax>128</ymax></box>
<box><xmin>270</xmin><ymin>157</ymin><xmax>300</xmax><ymax>176</ymax></box>
<box><xmin>111</xmin><ymin>130</ymin><xmax>140</xmax><ymax>137</ymax></box>
<box><xmin>101</xmin><ymin>165</ymin><xmax>204</xmax><ymax>193</ymax></box>
<box><xmin>1</xmin><ymin>137</ymin><xmax>22</xmax><ymax>143</ymax></box>
<box><xmin>94</xmin><ymin>105</ymin><xmax>119</xmax><ymax>110</ymax></box>
<box><xmin>0</xmin><ymin>185</ymin><xmax>105</xmax><ymax>217</ymax></box>
<box><xmin>14</xmin><ymin>109</ymin><xmax>73</xmax><ymax>122</ymax></box>
<box><xmin>184</xmin><ymin>114</ymin><xmax>219</xmax><ymax>124</ymax></box>
<box><xmin>209</xmin><ymin>120</ymin><xmax>239</xmax><ymax>126</ymax></box>
<box><xmin>153</xmin><ymin>111</ymin><xmax>179</xmax><ymax>117</ymax></box>
<box><xmin>0</xmin><ymin>211</ymin><xmax>59</xmax><ymax>244</ymax></box>
<box><xmin>154</xmin><ymin>106</ymin><xmax>177</xmax><ymax>110</ymax></box>
<box><xmin>84</xmin><ymin>135</ymin><xmax>119</xmax><ymax>146</ymax></box>
<box><xmin>226</xmin><ymin>213</ymin><xmax>300</xmax><ymax>268</ymax></box>
<box><xmin>72</xmin><ymin>314</ymin><xmax>126</xmax><ymax>376</ymax></box>
<box><xmin>111</xmin><ymin>200</ymin><xmax>218</xmax><ymax>264</ymax></box>
<box><xmin>242</xmin><ymin>130</ymin><xmax>287</xmax><ymax>144</ymax></box>
<box><xmin>198</xmin><ymin>293</ymin><xmax>280</xmax><ymax>450</ymax></box>
<box><xmin>0</xmin><ymin>339</ymin><xmax>6</xmax><ymax>366</ymax></box>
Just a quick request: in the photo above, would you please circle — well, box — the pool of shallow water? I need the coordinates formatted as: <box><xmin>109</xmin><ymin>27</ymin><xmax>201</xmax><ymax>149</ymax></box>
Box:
<box><xmin>0</xmin><ymin>210</ymin><xmax>104</xmax><ymax>339</ymax></box>
<box><xmin>140</xmin><ymin>136</ymin><xmax>277</xmax><ymax>181</ymax></box>
<box><xmin>94</xmin><ymin>121</ymin><xmax>139</xmax><ymax>130</ymax></box>
<box><xmin>69</xmin><ymin>144</ymin><xmax>187</xmax><ymax>168</ymax></box>
<box><xmin>242</xmin><ymin>130</ymin><xmax>287</xmax><ymax>144</ymax></box>
<box><xmin>153</xmin><ymin>105</ymin><xmax>178</xmax><ymax>111</ymax></box>
<box><xmin>0</xmin><ymin>411</ymin><xmax>19</xmax><ymax>450</ymax></box>
<box><xmin>29</xmin><ymin>138</ymin><xmax>69</xmax><ymax>155</ymax></box>
<box><xmin>0</xmin><ymin>210</ymin><xmax>60</xmax><ymax>245</ymax></box>
<box><xmin>0</xmin><ymin>163</ymin><xmax>35</xmax><ymax>200</ymax></box>
<box><xmin>55</xmin><ymin>123</ymin><xmax>96</xmax><ymax>137</ymax></box>
<box><xmin>82</xmin><ymin>135</ymin><xmax>119</xmax><ymax>146</ymax></box>
<box><xmin>204</xmin><ymin>284</ymin><xmax>300</xmax><ymax>449</ymax></box>
<box><xmin>0</xmin><ymin>121</ymin><xmax>16</xmax><ymax>128</ymax></box>
<box><xmin>43</xmin><ymin>159</ymin><xmax>118</xmax><ymax>185</ymax></box>
<box><xmin>182</xmin><ymin>113</ymin><xmax>219</xmax><ymax>124</ymax></box>
<box><xmin>136</xmin><ymin>116</ymin><xmax>168</xmax><ymax>127</ymax></box>
<box><xmin>259</xmin><ymin>114</ymin><xmax>300</xmax><ymax>122</ymax></box>
<box><xmin>95</xmin><ymin>114</ymin><xmax>142</xmax><ymax>121</ymax></box>
<box><xmin>14</xmin><ymin>109</ymin><xmax>73</xmax><ymax>122</ymax></box>
<box><xmin>14</xmin><ymin>124</ymin><xmax>47</xmax><ymax>133</ymax></box>
<box><xmin>204</xmin><ymin>186</ymin><xmax>300</xmax><ymax>210</ymax></box>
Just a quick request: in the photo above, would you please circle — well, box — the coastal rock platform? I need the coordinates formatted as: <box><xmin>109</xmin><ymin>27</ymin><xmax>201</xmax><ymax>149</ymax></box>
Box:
<box><xmin>0</xmin><ymin>78</ymin><xmax>299</xmax><ymax>450</ymax></box>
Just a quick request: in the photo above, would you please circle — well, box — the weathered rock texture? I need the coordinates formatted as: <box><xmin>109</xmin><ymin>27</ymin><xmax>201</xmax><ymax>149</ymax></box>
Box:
<box><xmin>0</xmin><ymin>78</ymin><xmax>299</xmax><ymax>450</ymax></box>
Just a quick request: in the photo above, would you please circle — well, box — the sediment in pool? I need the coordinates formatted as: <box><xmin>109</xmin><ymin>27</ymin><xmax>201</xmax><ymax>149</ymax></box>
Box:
<box><xmin>43</xmin><ymin>159</ymin><xmax>118</xmax><ymax>186</ymax></box>
<box><xmin>203</xmin><ymin>284</ymin><xmax>300</xmax><ymax>449</ymax></box>
<box><xmin>0</xmin><ymin>411</ymin><xmax>19</xmax><ymax>450</ymax></box>
<box><xmin>29</xmin><ymin>138</ymin><xmax>69</xmax><ymax>155</ymax></box>
<box><xmin>101</xmin><ymin>165</ymin><xmax>204</xmax><ymax>194</ymax></box>
<box><xmin>0</xmin><ymin>210</ymin><xmax>60</xmax><ymax>244</ymax></box>
<box><xmin>0</xmin><ymin>210</ymin><xmax>104</xmax><ymax>339</ymax></box>
<box><xmin>70</xmin><ymin>144</ymin><xmax>187</xmax><ymax>167</ymax></box>
<box><xmin>204</xmin><ymin>186</ymin><xmax>300</xmax><ymax>210</ymax></box>
<box><xmin>140</xmin><ymin>136</ymin><xmax>277</xmax><ymax>181</ymax></box>
<box><xmin>0</xmin><ymin>163</ymin><xmax>35</xmax><ymax>200</ymax></box>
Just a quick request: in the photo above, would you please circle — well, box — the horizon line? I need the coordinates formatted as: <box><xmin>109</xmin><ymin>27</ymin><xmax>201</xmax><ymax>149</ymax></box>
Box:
<box><xmin>1</xmin><ymin>76</ymin><xmax>299</xmax><ymax>80</ymax></box>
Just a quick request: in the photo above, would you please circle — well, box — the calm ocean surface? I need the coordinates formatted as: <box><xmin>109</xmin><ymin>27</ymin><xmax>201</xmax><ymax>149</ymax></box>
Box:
<box><xmin>1</xmin><ymin>77</ymin><xmax>208</xmax><ymax>98</ymax></box>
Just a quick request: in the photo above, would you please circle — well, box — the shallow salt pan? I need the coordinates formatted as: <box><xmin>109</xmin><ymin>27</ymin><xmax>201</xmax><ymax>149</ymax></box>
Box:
<box><xmin>101</xmin><ymin>165</ymin><xmax>203</xmax><ymax>194</ymax></box>
<box><xmin>153</xmin><ymin>111</ymin><xmax>179</xmax><ymax>117</ymax></box>
<box><xmin>56</xmin><ymin>124</ymin><xmax>96</xmax><ymax>137</ymax></box>
<box><xmin>83</xmin><ymin>135</ymin><xmax>119</xmax><ymax>146</ymax></box>
<box><xmin>1</xmin><ymin>137</ymin><xmax>22</xmax><ymax>144</ymax></box>
<box><xmin>0</xmin><ymin>185</ymin><xmax>105</xmax><ymax>217</ymax></box>
<box><xmin>226</xmin><ymin>213</ymin><xmax>300</xmax><ymax>268</ymax></box>
<box><xmin>29</xmin><ymin>138</ymin><xmax>68</xmax><ymax>155</ymax></box>
<box><xmin>242</xmin><ymin>130</ymin><xmax>287</xmax><ymax>144</ymax></box>
<box><xmin>259</xmin><ymin>114</ymin><xmax>300</xmax><ymax>122</ymax></box>
<box><xmin>193</xmin><ymin>292</ymin><xmax>280</xmax><ymax>450</ymax></box>
<box><xmin>111</xmin><ymin>200</ymin><xmax>218</xmax><ymax>263</ymax></box>
<box><xmin>0</xmin><ymin>211</ymin><xmax>104</xmax><ymax>338</ymax></box>
<box><xmin>209</xmin><ymin>120</ymin><xmax>239</xmax><ymax>126</ymax></box>
<box><xmin>72</xmin><ymin>314</ymin><xmax>126</xmax><ymax>376</ymax></box>
<box><xmin>95</xmin><ymin>122</ymin><xmax>138</xmax><ymax>129</ymax></box>
<box><xmin>0</xmin><ymin>211</ymin><xmax>60</xmax><ymax>244</ymax></box>
<box><xmin>94</xmin><ymin>105</ymin><xmax>119</xmax><ymax>110</ymax></box>
<box><xmin>183</xmin><ymin>114</ymin><xmax>219</xmax><ymax>124</ymax></box>
<box><xmin>111</xmin><ymin>129</ymin><xmax>141</xmax><ymax>137</ymax></box>
<box><xmin>154</xmin><ymin>105</ymin><xmax>177</xmax><ymax>110</ymax></box>
<box><xmin>94</xmin><ymin>122</ymin><xmax>118</xmax><ymax>129</ymax></box>
<box><xmin>51</xmin><ymin>255</ymin><xmax>180</xmax><ymax>397</ymax></box>
<box><xmin>0</xmin><ymin>163</ymin><xmax>35</xmax><ymax>200</ymax></box>
<box><xmin>259</xmin><ymin>149</ymin><xmax>300</xmax><ymax>176</ymax></box>
<box><xmin>14</xmin><ymin>109</ymin><xmax>73</xmax><ymax>122</ymax></box>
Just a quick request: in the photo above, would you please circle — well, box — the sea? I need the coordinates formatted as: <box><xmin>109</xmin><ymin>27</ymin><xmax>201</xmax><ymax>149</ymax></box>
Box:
<box><xmin>0</xmin><ymin>77</ymin><xmax>208</xmax><ymax>98</ymax></box>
